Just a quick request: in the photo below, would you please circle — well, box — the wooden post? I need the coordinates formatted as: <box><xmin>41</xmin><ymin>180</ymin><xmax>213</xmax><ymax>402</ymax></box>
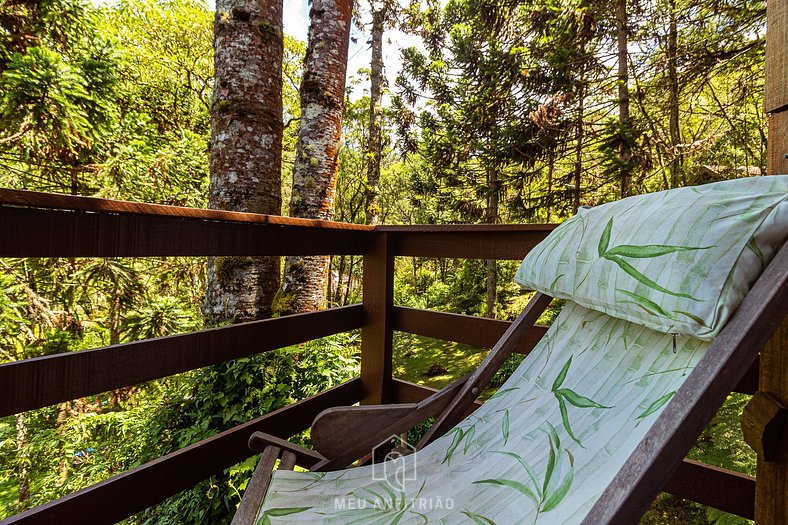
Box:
<box><xmin>360</xmin><ymin>232</ymin><xmax>394</xmax><ymax>404</ymax></box>
<box><xmin>757</xmin><ymin>0</ymin><xmax>788</xmax><ymax>521</ymax></box>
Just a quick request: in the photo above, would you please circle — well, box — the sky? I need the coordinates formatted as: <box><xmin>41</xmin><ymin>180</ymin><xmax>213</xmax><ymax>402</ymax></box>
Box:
<box><xmin>282</xmin><ymin>1</ymin><xmax>424</xmax><ymax>101</ymax></box>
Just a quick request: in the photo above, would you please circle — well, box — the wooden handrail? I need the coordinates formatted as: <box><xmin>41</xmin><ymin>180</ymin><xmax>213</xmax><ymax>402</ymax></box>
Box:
<box><xmin>0</xmin><ymin>188</ymin><xmax>374</xmax><ymax>230</ymax></box>
<box><xmin>0</xmin><ymin>305</ymin><xmax>364</xmax><ymax>417</ymax></box>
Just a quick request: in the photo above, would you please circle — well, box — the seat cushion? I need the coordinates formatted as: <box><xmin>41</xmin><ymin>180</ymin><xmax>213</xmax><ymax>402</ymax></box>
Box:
<box><xmin>515</xmin><ymin>176</ymin><xmax>788</xmax><ymax>340</ymax></box>
<box><xmin>256</xmin><ymin>302</ymin><xmax>708</xmax><ymax>524</ymax></box>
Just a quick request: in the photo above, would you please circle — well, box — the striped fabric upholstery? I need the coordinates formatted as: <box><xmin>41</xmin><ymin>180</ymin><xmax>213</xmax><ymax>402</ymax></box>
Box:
<box><xmin>256</xmin><ymin>302</ymin><xmax>707</xmax><ymax>524</ymax></box>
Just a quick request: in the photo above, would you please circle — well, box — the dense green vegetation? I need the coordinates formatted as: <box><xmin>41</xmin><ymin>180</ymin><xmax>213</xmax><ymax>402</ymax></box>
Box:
<box><xmin>0</xmin><ymin>0</ymin><xmax>766</xmax><ymax>523</ymax></box>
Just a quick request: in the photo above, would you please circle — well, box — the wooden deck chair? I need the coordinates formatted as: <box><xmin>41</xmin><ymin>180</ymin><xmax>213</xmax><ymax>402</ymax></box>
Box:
<box><xmin>234</xmin><ymin>176</ymin><xmax>787</xmax><ymax>525</ymax></box>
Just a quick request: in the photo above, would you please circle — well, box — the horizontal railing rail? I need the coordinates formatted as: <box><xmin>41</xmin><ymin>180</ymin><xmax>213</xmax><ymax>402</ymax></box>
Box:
<box><xmin>0</xmin><ymin>305</ymin><xmax>364</xmax><ymax>417</ymax></box>
<box><xmin>0</xmin><ymin>189</ymin><xmax>372</xmax><ymax>257</ymax></box>
<box><xmin>378</xmin><ymin>223</ymin><xmax>554</xmax><ymax>260</ymax></box>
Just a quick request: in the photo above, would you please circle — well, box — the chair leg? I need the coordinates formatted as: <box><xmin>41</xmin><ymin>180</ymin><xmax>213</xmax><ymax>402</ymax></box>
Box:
<box><xmin>231</xmin><ymin>446</ymin><xmax>281</xmax><ymax>525</ymax></box>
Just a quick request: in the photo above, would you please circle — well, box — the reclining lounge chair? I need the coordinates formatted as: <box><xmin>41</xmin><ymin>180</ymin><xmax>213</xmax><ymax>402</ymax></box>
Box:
<box><xmin>234</xmin><ymin>176</ymin><xmax>788</xmax><ymax>525</ymax></box>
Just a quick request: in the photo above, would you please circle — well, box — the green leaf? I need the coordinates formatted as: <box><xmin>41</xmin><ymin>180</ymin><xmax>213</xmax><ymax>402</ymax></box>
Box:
<box><xmin>256</xmin><ymin>514</ymin><xmax>271</xmax><ymax>525</ymax></box>
<box><xmin>490</xmin><ymin>387</ymin><xmax>518</xmax><ymax>399</ymax></box>
<box><xmin>548</xmin><ymin>273</ymin><xmax>565</xmax><ymax>290</ymax></box>
<box><xmin>491</xmin><ymin>451</ymin><xmax>541</xmax><ymax>496</ymax></box>
<box><xmin>605</xmin><ymin>244</ymin><xmax>711</xmax><ymax>259</ymax></box>
<box><xmin>473</xmin><ymin>479</ymin><xmax>539</xmax><ymax>505</ymax></box>
<box><xmin>674</xmin><ymin>310</ymin><xmax>707</xmax><ymax>326</ymax></box>
<box><xmin>598</xmin><ymin>217</ymin><xmax>613</xmax><ymax>256</ymax></box>
<box><xmin>502</xmin><ymin>410</ymin><xmax>509</xmax><ymax>445</ymax></box>
<box><xmin>556</xmin><ymin>395</ymin><xmax>582</xmax><ymax>446</ymax></box>
<box><xmin>637</xmin><ymin>391</ymin><xmax>676</xmax><ymax>419</ymax></box>
<box><xmin>541</xmin><ymin>451</ymin><xmax>575</xmax><ymax>512</ymax></box>
<box><xmin>605</xmin><ymin>256</ymin><xmax>700</xmax><ymax>300</ymax></box>
<box><xmin>443</xmin><ymin>428</ymin><xmax>465</xmax><ymax>464</ymax></box>
<box><xmin>552</xmin><ymin>356</ymin><xmax>572</xmax><ymax>391</ymax></box>
<box><xmin>617</xmin><ymin>289</ymin><xmax>671</xmax><ymax>317</ymax></box>
<box><xmin>461</xmin><ymin>510</ymin><xmax>498</xmax><ymax>525</ymax></box>
<box><xmin>264</xmin><ymin>507</ymin><xmax>311</xmax><ymax>517</ymax></box>
<box><xmin>555</xmin><ymin>388</ymin><xmax>611</xmax><ymax>409</ymax></box>
<box><xmin>746</xmin><ymin>237</ymin><xmax>764</xmax><ymax>267</ymax></box>
<box><xmin>543</xmin><ymin>426</ymin><xmax>557</xmax><ymax>496</ymax></box>
<box><xmin>463</xmin><ymin>425</ymin><xmax>476</xmax><ymax>454</ymax></box>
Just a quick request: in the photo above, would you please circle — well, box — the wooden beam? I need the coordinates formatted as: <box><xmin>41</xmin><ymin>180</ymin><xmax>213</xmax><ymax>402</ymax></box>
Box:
<box><xmin>758</xmin><ymin>3</ymin><xmax>788</xmax><ymax>518</ymax></box>
<box><xmin>2</xmin><ymin>378</ymin><xmax>363</xmax><ymax>525</ymax></box>
<box><xmin>581</xmin><ymin>241</ymin><xmax>788</xmax><ymax>524</ymax></box>
<box><xmin>378</xmin><ymin>224</ymin><xmax>554</xmax><ymax>260</ymax></box>
<box><xmin>767</xmin><ymin>111</ymin><xmax>788</xmax><ymax>175</ymax></box>
<box><xmin>765</xmin><ymin>0</ymin><xmax>788</xmax><ymax>113</ymax></box>
<box><xmin>0</xmin><ymin>201</ymin><xmax>369</xmax><ymax>258</ymax></box>
<box><xmin>755</xmin><ymin>320</ymin><xmax>788</xmax><ymax>523</ymax></box>
<box><xmin>664</xmin><ymin>459</ymin><xmax>755</xmax><ymax>520</ymax></box>
<box><xmin>0</xmin><ymin>305</ymin><xmax>364</xmax><ymax>417</ymax></box>
<box><xmin>360</xmin><ymin>232</ymin><xmax>395</xmax><ymax>404</ymax></box>
<box><xmin>0</xmin><ymin>189</ymin><xmax>374</xmax><ymax>230</ymax></box>
<box><xmin>394</xmin><ymin>306</ymin><xmax>547</xmax><ymax>355</ymax></box>
<box><xmin>391</xmin><ymin>377</ymin><xmax>484</xmax><ymax>412</ymax></box>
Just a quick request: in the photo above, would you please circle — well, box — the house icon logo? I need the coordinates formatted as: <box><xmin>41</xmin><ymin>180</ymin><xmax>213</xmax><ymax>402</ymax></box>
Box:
<box><xmin>371</xmin><ymin>435</ymin><xmax>417</xmax><ymax>491</ymax></box>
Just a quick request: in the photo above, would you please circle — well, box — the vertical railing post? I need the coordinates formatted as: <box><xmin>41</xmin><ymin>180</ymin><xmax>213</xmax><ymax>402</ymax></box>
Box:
<box><xmin>360</xmin><ymin>231</ymin><xmax>394</xmax><ymax>404</ymax></box>
<box><xmin>756</xmin><ymin>1</ymin><xmax>788</xmax><ymax>521</ymax></box>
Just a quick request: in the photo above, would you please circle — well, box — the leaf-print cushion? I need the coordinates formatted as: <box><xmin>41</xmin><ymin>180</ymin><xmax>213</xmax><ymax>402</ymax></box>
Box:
<box><xmin>515</xmin><ymin>176</ymin><xmax>788</xmax><ymax>340</ymax></box>
<box><xmin>256</xmin><ymin>302</ymin><xmax>708</xmax><ymax>524</ymax></box>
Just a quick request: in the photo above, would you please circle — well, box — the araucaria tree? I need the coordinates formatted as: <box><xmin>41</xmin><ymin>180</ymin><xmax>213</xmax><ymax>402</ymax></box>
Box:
<box><xmin>281</xmin><ymin>0</ymin><xmax>353</xmax><ymax>313</ymax></box>
<box><xmin>204</xmin><ymin>0</ymin><xmax>284</xmax><ymax>323</ymax></box>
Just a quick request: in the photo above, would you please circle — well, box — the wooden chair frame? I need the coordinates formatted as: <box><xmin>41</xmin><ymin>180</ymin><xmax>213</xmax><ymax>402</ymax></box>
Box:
<box><xmin>234</xmin><ymin>242</ymin><xmax>788</xmax><ymax>525</ymax></box>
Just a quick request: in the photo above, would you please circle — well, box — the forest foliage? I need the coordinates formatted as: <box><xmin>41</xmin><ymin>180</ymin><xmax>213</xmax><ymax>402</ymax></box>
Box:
<box><xmin>0</xmin><ymin>0</ymin><xmax>766</xmax><ymax>523</ymax></box>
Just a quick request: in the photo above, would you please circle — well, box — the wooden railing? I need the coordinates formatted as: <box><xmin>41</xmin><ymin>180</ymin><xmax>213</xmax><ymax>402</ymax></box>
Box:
<box><xmin>0</xmin><ymin>189</ymin><xmax>758</xmax><ymax>524</ymax></box>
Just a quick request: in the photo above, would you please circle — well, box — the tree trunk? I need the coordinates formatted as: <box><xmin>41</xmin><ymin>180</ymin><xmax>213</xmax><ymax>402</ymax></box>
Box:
<box><xmin>573</xmin><ymin>81</ymin><xmax>585</xmax><ymax>214</ymax></box>
<box><xmin>204</xmin><ymin>0</ymin><xmax>284</xmax><ymax>324</ymax></box>
<box><xmin>616</xmin><ymin>0</ymin><xmax>632</xmax><ymax>198</ymax></box>
<box><xmin>485</xmin><ymin>168</ymin><xmax>499</xmax><ymax>319</ymax></box>
<box><xmin>546</xmin><ymin>150</ymin><xmax>554</xmax><ymax>223</ymax></box>
<box><xmin>667</xmin><ymin>0</ymin><xmax>682</xmax><ymax>188</ymax></box>
<box><xmin>365</xmin><ymin>5</ymin><xmax>384</xmax><ymax>225</ymax></box>
<box><xmin>15</xmin><ymin>412</ymin><xmax>29</xmax><ymax>511</ymax></box>
<box><xmin>282</xmin><ymin>0</ymin><xmax>353</xmax><ymax>314</ymax></box>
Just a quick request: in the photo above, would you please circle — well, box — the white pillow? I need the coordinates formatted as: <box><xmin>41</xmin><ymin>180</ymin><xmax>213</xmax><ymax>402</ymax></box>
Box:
<box><xmin>515</xmin><ymin>176</ymin><xmax>788</xmax><ymax>340</ymax></box>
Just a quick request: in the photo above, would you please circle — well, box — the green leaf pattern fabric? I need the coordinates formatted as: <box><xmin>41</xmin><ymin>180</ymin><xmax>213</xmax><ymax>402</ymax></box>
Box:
<box><xmin>515</xmin><ymin>176</ymin><xmax>787</xmax><ymax>340</ymax></box>
<box><xmin>256</xmin><ymin>302</ymin><xmax>708</xmax><ymax>524</ymax></box>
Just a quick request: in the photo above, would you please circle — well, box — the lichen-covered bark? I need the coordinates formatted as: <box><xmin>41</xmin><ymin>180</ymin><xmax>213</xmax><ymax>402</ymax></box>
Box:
<box><xmin>282</xmin><ymin>0</ymin><xmax>353</xmax><ymax>314</ymax></box>
<box><xmin>365</xmin><ymin>6</ymin><xmax>384</xmax><ymax>225</ymax></box>
<box><xmin>203</xmin><ymin>0</ymin><xmax>283</xmax><ymax>324</ymax></box>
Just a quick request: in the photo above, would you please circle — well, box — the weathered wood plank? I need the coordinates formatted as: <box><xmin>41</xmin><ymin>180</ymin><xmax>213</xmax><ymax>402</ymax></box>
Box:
<box><xmin>360</xmin><ymin>233</ymin><xmax>395</xmax><ymax>404</ymax></box>
<box><xmin>581</xmin><ymin>241</ymin><xmax>788</xmax><ymax>524</ymax></box>
<box><xmin>0</xmin><ymin>204</ymin><xmax>369</xmax><ymax>257</ymax></box>
<box><xmin>767</xmin><ymin>111</ymin><xmax>788</xmax><ymax>175</ymax></box>
<box><xmin>230</xmin><ymin>446</ymin><xmax>281</xmax><ymax>525</ymax></box>
<box><xmin>0</xmin><ymin>189</ymin><xmax>374</xmax><ymax>230</ymax></box>
<box><xmin>755</xmin><ymin>319</ymin><xmax>788</xmax><ymax>523</ymax></box>
<box><xmin>382</xmin><ymin>226</ymin><xmax>554</xmax><ymax>260</ymax></box>
<box><xmin>2</xmin><ymin>378</ymin><xmax>363</xmax><ymax>525</ymax></box>
<box><xmin>765</xmin><ymin>0</ymin><xmax>788</xmax><ymax>113</ymax></box>
<box><xmin>393</xmin><ymin>306</ymin><xmax>548</xmax><ymax>355</ymax></box>
<box><xmin>664</xmin><ymin>459</ymin><xmax>755</xmax><ymax>519</ymax></box>
<box><xmin>0</xmin><ymin>305</ymin><xmax>364</xmax><ymax>417</ymax></box>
